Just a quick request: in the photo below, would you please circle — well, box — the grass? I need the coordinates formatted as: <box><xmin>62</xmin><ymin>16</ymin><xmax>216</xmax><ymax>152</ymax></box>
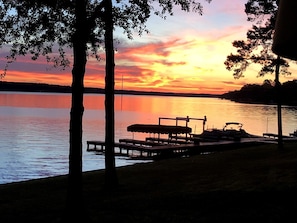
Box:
<box><xmin>1</xmin><ymin>141</ymin><xmax>297</xmax><ymax>222</ymax></box>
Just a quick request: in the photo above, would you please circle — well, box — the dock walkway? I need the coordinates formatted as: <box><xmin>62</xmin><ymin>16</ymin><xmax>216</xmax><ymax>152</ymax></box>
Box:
<box><xmin>119</xmin><ymin>138</ymin><xmax>163</xmax><ymax>147</ymax></box>
<box><xmin>87</xmin><ymin>140</ymin><xmax>148</xmax><ymax>156</ymax></box>
<box><xmin>145</xmin><ymin>137</ymin><xmax>193</xmax><ymax>145</ymax></box>
<box><xmin>87</xmin><ymin>137</ymin><xmax>271</xmax><ymax>159</ymax></box>
<box><xmin>87</xmin><ymin>140</ymin><xmax>196</xmax><ymax>158</ymax></box>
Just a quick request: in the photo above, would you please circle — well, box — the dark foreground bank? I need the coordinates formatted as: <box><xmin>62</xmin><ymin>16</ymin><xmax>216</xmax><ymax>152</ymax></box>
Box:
<box><xmin>1</xmin><ymin>142</ymin><xmax>297</xmax><ymax>223</ymax></box>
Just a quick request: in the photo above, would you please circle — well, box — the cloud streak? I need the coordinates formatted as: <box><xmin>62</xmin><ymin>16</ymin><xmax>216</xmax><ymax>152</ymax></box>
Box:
<box><xmin>1</xmin><ymin>0</ymin><xmax>296</xmax><ymax>94</ymax></box>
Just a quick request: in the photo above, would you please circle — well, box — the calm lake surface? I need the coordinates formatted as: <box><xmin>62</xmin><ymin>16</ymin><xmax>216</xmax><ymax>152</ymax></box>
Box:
<box><xmin>0</xmin><ymin>92</ymin><xmax>296</xmax><ymax>184</ymax></box>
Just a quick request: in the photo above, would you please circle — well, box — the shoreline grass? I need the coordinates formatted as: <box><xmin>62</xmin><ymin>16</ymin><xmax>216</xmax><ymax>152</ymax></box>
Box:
<box><xmin>1</xmin><ymin>142</ymin><xmax>297</xmax><ymax>222</ymax></box>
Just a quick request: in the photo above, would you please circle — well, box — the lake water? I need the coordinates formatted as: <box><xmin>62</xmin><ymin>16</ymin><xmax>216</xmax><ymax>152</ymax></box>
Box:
<box><xmin>0</xmin><ymin>92</ymin><xmax>296</xmax><ymax>184</ymax></box>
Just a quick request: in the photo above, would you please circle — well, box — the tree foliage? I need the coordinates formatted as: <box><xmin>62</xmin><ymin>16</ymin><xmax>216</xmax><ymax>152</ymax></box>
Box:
<box><xmin>1</xmin><ymin>0</ymin><xmax>211</xmax><ymax>69</ymax></box>
<box><xmin>224</xmin><ymin>0</ymin><xmax>290</xmax><ymax>79</ymax></box>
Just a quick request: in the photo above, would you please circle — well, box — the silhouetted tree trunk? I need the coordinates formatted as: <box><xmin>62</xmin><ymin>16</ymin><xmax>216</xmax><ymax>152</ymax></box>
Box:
<box><xmin>104</xmin><ymin>0</ymin><xmax>118</xmax><ymax>189</ymax></box>
<box><xmin>65</xmin><ymin>0</ymin><xmax>89</xmax><ymax>221</ymax></box>
<box><xmin>275</xmin><ymin>56</ymin><xmax>283</xmax><ymax>149</ymax></box>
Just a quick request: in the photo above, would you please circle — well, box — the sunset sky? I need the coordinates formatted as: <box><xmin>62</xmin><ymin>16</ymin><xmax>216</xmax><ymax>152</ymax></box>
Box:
<box><xmin>1</xmin><ymin>0</ymin><xmax>296</xmax><ymax>94</ymax></box>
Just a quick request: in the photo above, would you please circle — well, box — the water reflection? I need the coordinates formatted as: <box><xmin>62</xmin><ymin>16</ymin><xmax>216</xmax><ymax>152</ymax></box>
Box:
<box><xmin>1</xmin><ymin>92</ymin><xmax>296</xmax><ymax>136</ymax></box>
<box><xmin>0</xmin><ymin>92</ymin><xmax>296</xmax><ymax>184</ymax></box>
<box><xmin>0</xmin><ymin>92</ymin><xmax>71</xmax><ymax>108</ymax></box>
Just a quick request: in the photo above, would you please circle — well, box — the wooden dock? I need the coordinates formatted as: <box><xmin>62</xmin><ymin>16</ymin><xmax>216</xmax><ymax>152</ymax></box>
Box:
<box><xmin>86</xmin><ymin>140</ymin><xmax>196</xmax><ymax>158</ymax></box>
<box><xmin>87</xmin><ymin>116</ymin><xmax>278</xmax><ymax>159</ymax></box>
<box><xmin>86</xmin><ymin>137</ymin><xmax>271</xmax><ymax>159</ymax></box>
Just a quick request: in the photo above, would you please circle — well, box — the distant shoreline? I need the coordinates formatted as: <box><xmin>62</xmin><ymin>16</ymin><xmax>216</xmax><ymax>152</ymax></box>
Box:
<box><xmin>0</xmin><ymin>81</ymin><xmax>221</xmax><ymax>98</ymax></box>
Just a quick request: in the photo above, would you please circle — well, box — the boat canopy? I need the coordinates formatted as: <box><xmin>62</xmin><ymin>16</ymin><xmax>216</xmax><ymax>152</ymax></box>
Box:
<box><xmin>127</xmin><ymin>124</ymin><xmax>192</xmax><ymax>134</ymax></box>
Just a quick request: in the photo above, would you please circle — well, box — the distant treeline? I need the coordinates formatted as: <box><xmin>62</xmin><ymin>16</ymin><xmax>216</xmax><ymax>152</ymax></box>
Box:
<box><xmin>221</xmin><ymin>80</ymin><xmax>297</xmax><ymax>106</ymax></box>
<box><xmin>0</xmin><ymin>81</ymin><xmax>219</xmax><ymax>98</ymax></box>
<box><xmin>0</xmin><ymin>81</ymin><xmax>75</xmax><ymax>93</ymax></box>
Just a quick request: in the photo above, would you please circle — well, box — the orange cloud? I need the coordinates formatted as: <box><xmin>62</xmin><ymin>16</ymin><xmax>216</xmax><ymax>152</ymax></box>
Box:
<box><xmin>2</xmin><ymin>34</ymin><xmax>284</xmax><ymax>95</ymax></box>
<box><xmin>3</xmin><ymin>0</ymin><xmax>296</xmax><ymax>94</ymax></box>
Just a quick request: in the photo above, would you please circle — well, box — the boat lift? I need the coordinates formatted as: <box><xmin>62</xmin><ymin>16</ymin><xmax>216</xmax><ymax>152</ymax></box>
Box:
<box><xmin>158</xmin><ymin>116</ymin><xmax>207</xmax><ymax>140</ymax></box>
<box><xmin>126</xmin><ymin>115</ymin><xmax>207</xmax><ymax>142</ymax></box>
